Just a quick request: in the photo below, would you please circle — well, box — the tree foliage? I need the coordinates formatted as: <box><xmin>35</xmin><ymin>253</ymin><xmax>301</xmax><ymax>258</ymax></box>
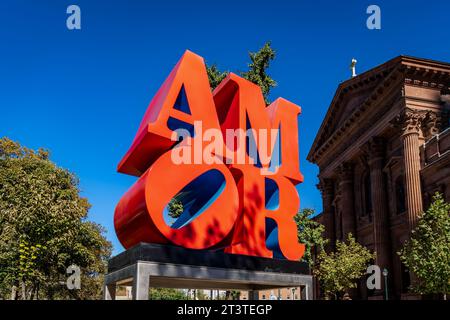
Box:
<box><xmin>224</xmin><ymin>289</ymin><xmax>241</xmax><ymax>300</ymax></box>
<box><xmin>206</xmin><ymin>41</ymin><xmax>277</xmax><ymax>103</ymax></box>
<box><xmin>399</xmin><ymin>192</ymin><xmax>450</xmax><ymax>299</ymax></box>
<box><xmin>168</xmin><ymin>198</ymin><xmax>184</xmax><ymax>220</ymax></box>
<box><xmin>240</xmin><ymin>42</ymin><xmax>277</xmax><ymax>104</ymax></box>
<box><xmin>0</xmin><ymin>137</ymin><xmax>112</xmax><ymax>299</ymax></box>
<box><xmin>206</xmin><ymin>64</ymin><xmax>228</xmax><ymax>91</ymax></box>
<box><xmin>314</xmin><ymin>234</ymin><xmax>374</xmax><ymax>299</ymax></box>
<box><xmin>150</xmin><ymin>288</ymin><xmax>186</xmax><ymax>300</ymax></box>
<box><xmin>295</xmin><ymin>208</ymin><xmax>328</xmax><ymax>268</ymax></box>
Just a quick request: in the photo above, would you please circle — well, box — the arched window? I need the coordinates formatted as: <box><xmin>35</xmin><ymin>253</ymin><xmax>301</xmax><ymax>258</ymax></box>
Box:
<box><xmin>364</xmin><ymin>173</ymin><xmax>372</xmax><ymax>217</ymax></box>
<box><xmin>395</xmin><ymin>175</ymin><xmax>406</xmax><ymax>214</ymax></box>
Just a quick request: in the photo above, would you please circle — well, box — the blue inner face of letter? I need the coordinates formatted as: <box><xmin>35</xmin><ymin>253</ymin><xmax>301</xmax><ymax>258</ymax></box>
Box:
<box><xmin>163</xmin><ymin>169</ymin><xmax>226</xmax><ymax>229</ymax></box>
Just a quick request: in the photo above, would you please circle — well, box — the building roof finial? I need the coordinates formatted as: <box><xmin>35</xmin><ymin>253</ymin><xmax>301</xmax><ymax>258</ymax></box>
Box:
<box><xmin>350</xmin><ymin>58</ymin><xmax>357</xmax><ymax>78</ymax></box>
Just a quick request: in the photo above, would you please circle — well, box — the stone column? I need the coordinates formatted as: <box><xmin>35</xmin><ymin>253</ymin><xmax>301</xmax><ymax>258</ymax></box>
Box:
<box><xmin>318</xmin><ymin>178</ymin><xmax>335</xmax><ymax>249</ymax></box>
<box><xmin>338</xmin><ymin>162</ymin><xmax>356</xmax><ymax>239</ymax></box>
<box><xmin>368</xmin><ymin>137</ymin><xmax>391</xmax><ymax>273</ymax></box>
<box><xmin>398</xmin><ymin>109</ymin><xmax>425</xmax><ymax>231</ymax></box>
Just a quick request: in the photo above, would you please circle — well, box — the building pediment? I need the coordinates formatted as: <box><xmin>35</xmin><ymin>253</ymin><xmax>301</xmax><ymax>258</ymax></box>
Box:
<box><xmin>329</xmin><ymin>85</ymin><xmax>379</xmax><ymax>135</ymax></box>
<box><xmin>307</xmin><ymin>56</ymin><xmax>450</xmax><ymax>165</ymax></box>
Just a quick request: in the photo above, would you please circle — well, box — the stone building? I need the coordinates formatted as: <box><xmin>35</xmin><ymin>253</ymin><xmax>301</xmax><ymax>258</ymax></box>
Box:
<box><xmin>307</xmin><ymin>56</ymin><xmax>450</xmax><ymax>299</ymax></box>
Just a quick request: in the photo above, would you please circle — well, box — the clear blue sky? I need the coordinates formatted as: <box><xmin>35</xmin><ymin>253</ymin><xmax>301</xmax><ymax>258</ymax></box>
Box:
<box><xmin>1</xmin><ymin>0</ymin><xmax>448</xmax><ymax>254</ymax></box>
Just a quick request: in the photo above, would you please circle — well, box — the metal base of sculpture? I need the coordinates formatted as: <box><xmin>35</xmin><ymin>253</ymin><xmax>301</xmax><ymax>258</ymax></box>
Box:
<box><xmin>104</xmin><ymin>243</ymin><xmax>313</xmax><ymax>300</ymax></box>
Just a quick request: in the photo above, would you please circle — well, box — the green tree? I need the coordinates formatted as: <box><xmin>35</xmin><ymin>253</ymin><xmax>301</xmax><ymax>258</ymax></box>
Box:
<box><xmin>314</xmin><ymin>234</ymin><xmax>374</xmax><ymax>300</ymax></box>
<box><xmin>295</xmin><ymin>208</ymin><xmax>328</xmax><ymax>268</ymax></box>
<box><xmin>150</xmin><ymin>288</ymin><xmax>186</xmax><ymax>300</ymax></box>
<box><xmin>194</xmin><ymin>289</ymin><xmax>208</xmax><ymax>300</ymax></box>
<box><xmin>399</xmin><ymin>192</ymin><xmax>450</xmax><ymax>300</ymax></box>
<box><xmin>0</xmin><ymin>137</ymin><xmax>112</xmax><ymax>300</ymax></box>
<box><xmin>168</xmin><ymin>198</ymin><xmax>184</xmax><ymax>220</ymax></box>
<box><xmin>241</xmin><ymin>42</ymin><xmax>277</xmax><ymax>104</ymax></box>
<box><xmin>206</xmin><ymin>41</ymin><xmax>277</xmax><ymax>103</ymax></box>
<box><xmin>206</xmin><ymin>64</ymin><xmax>228</xmax><ymax>91</ymax></box>
<box><xmin>230</xmin><ymin>289</ymin><xmax>241</xmax><ymax>300</ymax></box>
<box><xmin>224</xmin><ymin>289</ymin><xmax>241</xmax><ymax>300</ymax></box>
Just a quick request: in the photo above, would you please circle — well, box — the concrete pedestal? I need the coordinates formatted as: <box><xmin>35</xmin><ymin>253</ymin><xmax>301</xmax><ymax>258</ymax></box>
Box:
<box><xmin>104</xmin><ymin>243</ymin><xmax>313</xmax><ymax>300</ymax></box>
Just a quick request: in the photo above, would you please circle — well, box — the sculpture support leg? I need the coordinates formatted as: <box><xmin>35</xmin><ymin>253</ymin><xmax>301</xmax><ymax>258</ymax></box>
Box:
<box><xmin>132</xmin><ymin>263</ymin><xmax>150</xmax><ymax>300</ymax></box>
<box><xmin>104</xmin><ymin>283</ymin><xmax>116</xmax><ymax>300</ymax></box>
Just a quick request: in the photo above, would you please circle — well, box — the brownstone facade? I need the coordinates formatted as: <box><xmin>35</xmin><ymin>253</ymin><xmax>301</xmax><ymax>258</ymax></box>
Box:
<box><xmin>308</xmin><ymin>56</ymin><xmax>450</xmax><ymax>299</ymax></box>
